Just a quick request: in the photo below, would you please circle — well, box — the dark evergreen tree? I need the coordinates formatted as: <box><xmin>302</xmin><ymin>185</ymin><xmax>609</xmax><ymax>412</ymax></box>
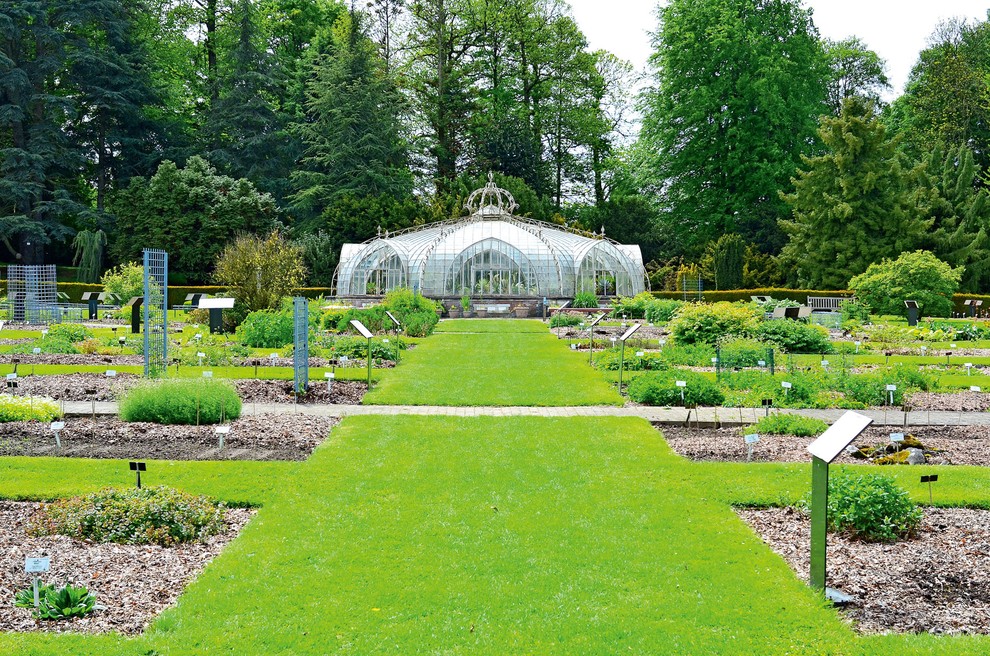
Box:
<box><xmin>291</xmin><ymin>8</ymin><xmax>412</xmax><ymax>224</ymax></box>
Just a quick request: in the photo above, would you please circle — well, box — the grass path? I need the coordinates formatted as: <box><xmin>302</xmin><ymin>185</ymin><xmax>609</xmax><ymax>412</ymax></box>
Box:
<box><xmin>365</xmin><ymin>319</ymin><xmax>622</xmax><ymax>406</ymax></box>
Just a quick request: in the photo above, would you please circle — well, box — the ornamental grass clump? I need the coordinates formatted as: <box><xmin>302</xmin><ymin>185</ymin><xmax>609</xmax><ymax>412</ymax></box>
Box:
<box><xmin>0</xmin><ymin>394</ymin><xmax>62</xmax><ymax>422</ymax></box>
<box><xmin>28</xmin><ymin>486</ymin><xmax>227</xmax><ymax>546</ymax></box>
<box><xmin>825</xmin><ymin>472</ymin><xmax>922</xmax><ymax>543</ymax></box>
<box><xmin>119</xmin><ymin>379</ymin><xmax>241</xmax><ymax>425</ymax></box>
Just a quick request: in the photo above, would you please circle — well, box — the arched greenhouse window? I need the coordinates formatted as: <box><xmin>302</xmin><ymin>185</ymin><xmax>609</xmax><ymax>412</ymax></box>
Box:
<box><xmin>445</xmin><ymin>238</ymin><xmax>538</xmax><ymax>295</ymax></box>
<box><xmin>576</xmin><ymin>243</ymin><xmax>636</xmax><ymax>297</ymax></box>
<box><xmin>349</xmin><ymin>243</ymin><xmax>407</xmax><ymax>295</ymax></box>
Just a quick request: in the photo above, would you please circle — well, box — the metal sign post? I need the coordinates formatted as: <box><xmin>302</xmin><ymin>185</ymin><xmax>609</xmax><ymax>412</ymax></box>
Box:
<box><xmin>921</xmin><ymin>474</ymin><xmax>938</xmax><ymax>503</ymax></box>
<box><xmin>587</xmin><ymin>313</ymin><xmax>606</xmax><ymax>364</ymax></box>
<box><xmin>129</xmin><ymin>461</ymin><xmax>147</xmax><ymax>489</ymax></box>
<box><xmin>24</xmin><ymin>557</ymin><xmax>50</xmax><ymax>608</ymax></box>
<box><xmin>806</xmin><ymin>412</ymin><xmax>873</xmax><ymax>595</ymax></box>
<box><xmin>617</xmin><ymin>323</ymin><xmax>642</xmax><ymax>394</ymax></box>
<box><xmin>350</xmin><ymin>320</ymin><xmax>374</xmax><ymax>389</ymax></box>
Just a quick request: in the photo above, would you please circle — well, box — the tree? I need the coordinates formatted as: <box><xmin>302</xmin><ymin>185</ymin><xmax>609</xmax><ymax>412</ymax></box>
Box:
<box><xmin>72</xmin><ymin>230</ymin><xmax>108</xmax><ymax>283</ymax></box>
<box><xmin>823</xmin><ymin>37</ymin><xmax>890</xmax><ymax>114</ymax></box>
<box><xmin>205</xmin><ymin>0</ymin><xmax>294</xmax><ymax>204</ymax></box>
<box><xmin>111</xmin><ymin>157</ymin><xmax>279</xmax><ymax>283</ymax></box>
<box><xmin>291</xmin><ymin>8</ymin><xmax>411</xmax><ymax>223</ymax></box>
<box><xmin>922</xmin><ymin>144</ymin><xmax>990</xmax><ymax>292</ymax></box>
<box><xmin>848</xmin><ymin>250</ymin><xmax>962</xmax><ymax>318</ymax></box>
<box><xmin>780</xmin><ymin>98</ymin><xmax>930</xmax><ymax>288</ymax></box>
<box><xmin>100</xmin><ymin>261</ymin><xmax>145</xmax><ymax>301</ymax></box>
<box><xmin>703</xmin><ymin>233</ymin><xmax>745</xmax><ymax>290</ymax></box>
<box><xmin>214</xmin><ymin>231</ymin><xmax>306</xmax><ymax>312</ymax></box>
<box><xmin>893</xmin><ymin>17</ymin><xmax>990</xmax><ymax>170</ymax></box>
<box><xmin>637</xmin><ymin>0</ymin><xmax>828</xmax><ymax>255</ymax></box>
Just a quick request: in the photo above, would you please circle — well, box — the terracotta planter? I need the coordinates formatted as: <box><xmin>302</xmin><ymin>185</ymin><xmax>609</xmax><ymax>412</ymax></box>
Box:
<box><xmin>448</xmin><ymin>306</ymin><xmax>461</xmax><ymax>318</ymax></box>
<box><xmin>475</xmin><ymin>308</ymin><xmax>488</xmax><ymax>318</ymax></box>
<box><xmin>513</xmin><ymin>307</ymin><xmax>529</xmax><ymax>318</ymax></box>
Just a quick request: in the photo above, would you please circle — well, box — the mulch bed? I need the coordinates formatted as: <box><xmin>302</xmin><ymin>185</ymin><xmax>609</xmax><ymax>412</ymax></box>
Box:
<box><xmin>658</xmin><ymin>424</ymin><xmax>990</xmax><ymax>466</ymax></box>
<box><xmin>737</xmin><ymin>506</ymin><xmax>990</xmax><ymax>634</ymax></box>
<box><xmin>0</xmin><ymin>414</ymin><xmax>338</xmax><ymax>461</ymax></box>
<box><xmin>6</xmin><ymin>374</ymin><xmax>366</xmax><ymax>405</ymax></box>
<box><xmin>0</xmin><ymin>500</ymin><xmax>253</xmax><ymax>635</ymax></box>
<box><xmin>906</xmin><ymin>391</ymin><xmax>990</xmax><ymax>412</ymax></box>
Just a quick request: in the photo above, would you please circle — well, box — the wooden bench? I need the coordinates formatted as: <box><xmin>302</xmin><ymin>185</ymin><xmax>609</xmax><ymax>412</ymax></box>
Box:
<box><xmin>807</xmin><ymin>296</ymin><xmax>850</xmax><ymax>312</ymax></box>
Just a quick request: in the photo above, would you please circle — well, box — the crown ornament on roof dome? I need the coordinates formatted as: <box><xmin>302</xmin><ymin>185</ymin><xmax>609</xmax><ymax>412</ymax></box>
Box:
<box><xmin>464</xmin><ymin>172</ymin><xmax>518</xmax><ymax>217</ymax></box>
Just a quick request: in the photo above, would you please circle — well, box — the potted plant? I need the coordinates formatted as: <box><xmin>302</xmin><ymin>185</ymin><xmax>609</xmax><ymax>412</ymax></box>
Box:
<box><xmin>448</xmin><ymin>302</ymin><xmax>461</xmax><ymax>318</ymax></box>
<box><xmin>460</xmin><ymin>294</ymin><xmax>472</xmax><ymax>318</ymax></box>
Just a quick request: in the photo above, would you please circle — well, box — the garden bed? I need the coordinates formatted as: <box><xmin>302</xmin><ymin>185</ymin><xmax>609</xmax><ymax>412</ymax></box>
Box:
<box><xmin>6</xmin><ymin>375</ymin><xmax>366</xmax><ymax>405</ymax></box>
<box><xmin>658</xmin><ymin>424</ymin><xmax>990</xmax><ymax>466</ymax></box>
<box><xmin>0</xmin><ymin>500</ymin><xmax>253</xmax><ymax>634</ymax></box>
<box><xmin>0</xmin><ymin>414</ymin><xmax>338</xmax><ymax>461</ymax></box>
<box><xmin>737</xmin><ymin>506</ymin><xmax>990</xmax><ymax>634</ymax></box>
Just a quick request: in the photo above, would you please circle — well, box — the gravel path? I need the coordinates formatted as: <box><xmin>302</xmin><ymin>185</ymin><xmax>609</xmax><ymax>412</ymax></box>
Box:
<box><xmin>737</xmin><ymin>506</ymin><xmax>990</xmax><ymax>634</ymax></box>
<box><xmin>0</xmin><ymin>501</ymin><xmax>253</xmax><ymax>635</ymax></box>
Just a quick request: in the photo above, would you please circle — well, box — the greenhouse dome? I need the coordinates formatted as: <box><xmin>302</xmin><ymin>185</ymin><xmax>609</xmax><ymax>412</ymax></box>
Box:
<box><xmin>334</xmin><ymin>176</ymin><xmax>648</xmax><ymax>298</ymax></box>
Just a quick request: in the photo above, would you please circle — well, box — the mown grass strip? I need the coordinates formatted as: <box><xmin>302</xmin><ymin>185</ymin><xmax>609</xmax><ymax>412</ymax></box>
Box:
<box><xmin>434</xmin><ymin>318</ymin><xmax>550</xmax><ymax>333</ymax></box>
<box><xmin>0</xmin><ymin>457</ymin><xmax>296</xmax><ymax>506</ymax></box>
<box><xmin>365</xmin><ymin>329</ymin><xmax>622</xmax><ymax>406</ymax></box>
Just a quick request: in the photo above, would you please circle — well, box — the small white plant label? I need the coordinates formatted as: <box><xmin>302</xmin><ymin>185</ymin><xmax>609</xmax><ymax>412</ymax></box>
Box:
<box><xmin>781</xmin><ymin>381</ymin><xmax>792</xmax><ymax>389</ymax></box>
<box><xmin>886</xmin><ymin>385</ymin><xmax>897</xmax><ymax>391</ymax></box>
<box><xmin>890</xmin><ymin>433</ymin><xmax>904</xmax><ymax>443</ymax></box>
<box><xmin>24</xmin><ymin>557</ymin><xmax>49</xmax><ymax>573</ymax></box>
<box><xmin>744</xmin><ymin>434</ymin><xmax>760</xmax><ymax>444</ymax></box>
<box><xmin>675</xmin><ymin>381</ymin><xmax>687</xmax><ymax>388</ymax></box>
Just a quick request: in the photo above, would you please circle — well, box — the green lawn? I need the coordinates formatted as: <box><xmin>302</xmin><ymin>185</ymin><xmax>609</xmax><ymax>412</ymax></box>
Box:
<box><xmin>365</xmin><ymin>321</ymin><xmax>623</xmax><ymax>406</ymax></box>
<box><xmin>435</xmin><ymin>318</ymin><xmax>552</xmax><ymax>333</ymax></box>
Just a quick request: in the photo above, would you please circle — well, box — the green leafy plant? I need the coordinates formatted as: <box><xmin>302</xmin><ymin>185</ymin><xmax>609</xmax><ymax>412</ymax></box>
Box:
<box><xmin>668</xmin><ymin>302</ymin><xmax>761</xmax><ymax>345</ymax></box>
<box><xmin>0</xmin><ymin>394</ymin><xmax>62</xmax><ymax>422</ymax></box>
<box><xmin>747</xmin><ymin>414</ymin><xmax>828</xmax><ymax>437</ymax></box>
<box><xmin>594</xmin><ymin>348</ymin><xmax>669</xmax><ymax>372</ymax></box>
<box><xmin>754</xmin><ymin>320</ymin><xmax>832</xmax><ymax>354</ymax></box>
<box><xmin>717</xmin><ymin>337</ymin><xmax>769</xmax><ymax>367</ymax></box>
<box><xmin>28</xmin><ymin>486</ymin><xmax>227</xmax><ymax>546</ymax></box>
<box><xmin>236</xmin><ymin>309</ymin><xmax>294</xmax><ymax>348</ymax></box>
<box><xmin>839</xmin><ymin>300</ymin><xmax>871</xmax><ymax>323</ymax></box>
<box><xmin>15</xmin><ymin>583</ymin><xmax>96</xmax><ymax>620</ymax></box>
<box><xmin>824</xmin><ymin>472</ymin><xmax>922</xmax><ymax>543</ymax></box>
<box><xmin>119</xmin><ymin>379</ymin><xmax>241</xmax><ymax>425</ymax></box>
<box><xmin>460</xmin><ymin>295</ymin><xmax>471</xmax><ymax>311</ymax></box>
<box><xmin>100</xmin><ymin>261</ymin><xmax>145</xmax><ymax>302</ymax></box>
<box><xmin>550</xmin><ymin>312</ymin><xmax>584</xmax><ymax>328</ymax></box>
<box><xmin>44</xmin><ymin>323</ymin><xmax>94</xmax><ymax>343</ymax></box>
<box><xmin>644</xmin><ymin>299</ymin><xmax>684</xmax><ymax>324</ymax></box>
<box><xmin>572</xmin><ymin>291</ymin><xmax>599</xmax><ymax>308</ymax></box>
<box><xmin>627</xmin><ymin>370</ymin><xmax>724</xmax><ymax>406</ymax></box>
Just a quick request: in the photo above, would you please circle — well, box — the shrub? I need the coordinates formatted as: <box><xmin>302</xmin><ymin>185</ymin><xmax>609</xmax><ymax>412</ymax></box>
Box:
<box><xmin>610</xmin><ymin>292</ymin><xmax>656</xmax><ymax>319</ymax></box>
<box><xmin>849</xmin><ymin>250</ymin><xmax>961</xmax><ymax>318</ymax></box>
<box><xmin>717</xmin><ymin>337</ymin><xmax>769</xmax><ymax>367</ymax></box>
<box><xmin>45</xmin><ymin>324</ymin><xmax>93</xmax><ymax>343</ymax></box>
<box><xmin>825</xmin><ymin>472</ymin><xmax>922</xmax><ymax>543</ymax></box>
<box><xmin>628</xmin><ymin>370</ymin><xmax>724</xmax><ymax>406</ymax></box>
<box><xmin>401</xmin><ymin>310</ymin><xmax>438</xmax><ymax>337</ymax></box>
<box><xmin>840</xmin><ymin>300</ymin><xmax>871</xmax><ymax>323</ymax></box>
<box><xmin>28</xmin><ymin>486</ymin><xmax>227</xmax><ymax>546</ymax></box>
<box><xmin>15</xmin><ymin>583</ymin><xmax>96</xmax><ymax>620</ymax></box>
<box><xmin>572</xmin><ymin>291</ymin><xmax>599</xmax><ymax>308</ymax></box>
<box><xmin>0</xmin><ymin>395</ymin><xmax>62</xmax><ymax>422</ymax></box>
<box><xmin>644</xmin><ymin>299</ymin><xmax>684</xmax><ymax>324</ymax></box>
<box><xmin>660</xmin><ymin>342</ymin><xmax>717</xmax><ymax>367</ymax></box>
<box><xmin>236</xmin><ymin>309</ymin><xmax>294</xmax><ymax>348</ymax></box>
<box><xmin>119</xmin><ymin>379</ymin><xmax>241</xmax><ymax>424</ymax></box>
<box><xmin>754</xmin><ymin>320</ymin><xmax>832</xmax><ymax>354</ymax></box>
<box><xmin>668</xmin><ymin>302</ymin><xmax>762</xmax><ymax>345</ymax></box>
<box><xmin>336</xmin><ymin>306</ymin><xmax>387</xmax><ymax>333</ymax></box>
<box><xmin>747</xmin><ymin>414</ymin><xmax>828</xmax><ymax>437</ymax></box>
<box><xmin>550</xmin><ymin>312</ymin><xmax>584</xmax><ymax>328</ymax></box>
<box><xmin>330</xmin><ymin>336</ymin><xmax>405</xmax><ymax>361</ymax></box>
<box><xmin>214</xmin><ymin>230</ymin><xmax>305</xmax><ymax>313</ymax></box>
<box><xmin>594</xmin><ymin>348</ymin><xmax>669</xmax><ymax>372</ymax></box>
<box><xmin>100</xmin><ymin>262</ymin><xmax>145</xmax><ymax>302</ymax></box>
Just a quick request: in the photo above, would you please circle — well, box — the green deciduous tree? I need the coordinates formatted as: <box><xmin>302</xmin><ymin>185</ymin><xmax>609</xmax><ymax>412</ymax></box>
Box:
<box><xmin>780</xmin><ymin>98</ymin><xmax>930</xmax><ymax>288</ymax></box>
<box><xmin>823</xmin><ymin>36</ymin><xmax>890</xmax><ymax>114</ymax></box>
<box><xmin>637</xmin><ymin>0</ymin><xmax>828</xmax><ymax>255</ymax></box>
<box><xmin>849</xmin><ymin>250</ymin><xmax>962</xmax><ymax>318</ymax></box>
<box><xmin>111</xmin><ymin>156</ymin><xmax>279</xmax><ymax>283</ymax></box>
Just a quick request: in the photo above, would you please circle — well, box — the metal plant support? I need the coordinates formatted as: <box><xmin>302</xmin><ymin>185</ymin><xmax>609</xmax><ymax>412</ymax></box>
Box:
<box><xmin>5</xmin><ymin>265</ymin><xmax>58</xmax><ymax>324</ymax></box>
<box><xmin>142</xmin><ymin>249</ymin><xmax>168</xmax><ymax>377</ymax></box>
<box><xmin>293</xmin><ymin>297</ymin><xmax>309</xmax><ymax>394</ymax></box>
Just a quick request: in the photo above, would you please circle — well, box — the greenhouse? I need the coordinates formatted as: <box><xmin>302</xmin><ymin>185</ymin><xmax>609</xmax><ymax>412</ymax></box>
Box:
<box><xmin>334</xmin><ymin>177</ymin><xmax>648</xmax><ymax>298</ymax></box>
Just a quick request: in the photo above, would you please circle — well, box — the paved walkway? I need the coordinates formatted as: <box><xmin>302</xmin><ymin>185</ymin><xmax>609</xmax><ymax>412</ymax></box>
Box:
<box><xmin>62</xmin><ymin>400</ymin><xmax>990</xmax><ymax>427</ymax></box>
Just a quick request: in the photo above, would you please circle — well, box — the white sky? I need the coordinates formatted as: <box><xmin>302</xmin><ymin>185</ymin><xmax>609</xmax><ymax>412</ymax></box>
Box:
<box><xmin>568</xmin><ymin>0</ymin><xmax>990</xmax><ymax>98</ymax></box>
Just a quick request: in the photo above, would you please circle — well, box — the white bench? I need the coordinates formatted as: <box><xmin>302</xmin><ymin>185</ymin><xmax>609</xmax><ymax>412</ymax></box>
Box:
<box><xmin>485</xmin><ymin>304</ymin><xmax>512</xmax><ymax>316</ymax></box>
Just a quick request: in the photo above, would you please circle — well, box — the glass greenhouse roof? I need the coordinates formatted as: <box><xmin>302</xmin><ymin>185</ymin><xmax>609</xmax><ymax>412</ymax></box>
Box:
<box><xmin>334</xmin><ymin>176</ymin><xmax>648</xmax><ymax>297</ymax></box>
